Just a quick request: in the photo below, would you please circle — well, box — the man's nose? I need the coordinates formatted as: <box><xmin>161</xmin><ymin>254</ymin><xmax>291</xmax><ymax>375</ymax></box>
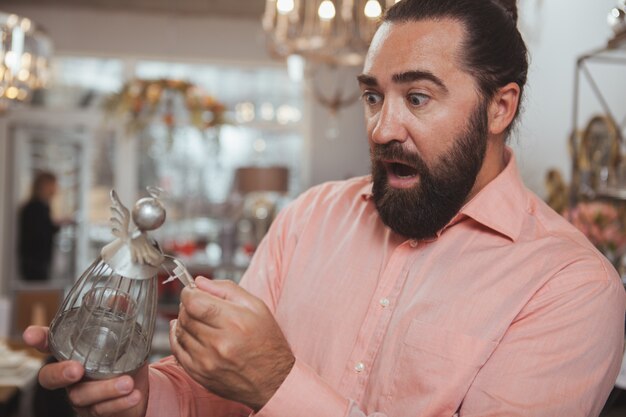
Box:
<box><xmin>370</xmin><ymin>101</ymin><xmax>409</xmax><ymax>145</ymax></box>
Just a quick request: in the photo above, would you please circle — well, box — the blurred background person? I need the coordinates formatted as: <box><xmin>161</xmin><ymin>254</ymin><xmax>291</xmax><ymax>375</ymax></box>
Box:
<box><xmin>18</xmin><ymin>171</ymin><xmax>61</xmax><ymax>282</ymax></box>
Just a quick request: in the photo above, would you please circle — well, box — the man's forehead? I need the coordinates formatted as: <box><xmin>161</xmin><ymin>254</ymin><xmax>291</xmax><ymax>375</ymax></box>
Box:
<box><xmin>363</xmin><ymin>19</ymin><xmax>466</xmax><ymax>76</ymax></box>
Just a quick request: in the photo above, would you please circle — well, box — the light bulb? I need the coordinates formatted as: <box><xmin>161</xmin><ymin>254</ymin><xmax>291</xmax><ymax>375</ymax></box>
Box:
<box><xmin>318</xmin><ymin>0</ymin><xmax>336</xmax><ymax>21</ymax></box>
<box><xmin>18</xmin><ymin>69</ymin><xmax>30</xmax><ymax>81</ymax></box>
<box><xmin>20</xmin><ymin>18</ymin><xmax>32</xmax><ymax>32</ymax></box>
<box><xmin>276</xmin><ymin>0</ymin><xmax>295</xmax><ymax>14</ymax></box>
<box><xmin>6</xmin><ymin>87</ymin><xmax>18</xmax><ymax>100</ymax></box>
<box><xmin>364</xmin><ymin>0</ymin><xmax>382</xmax><ymax>18</ymax></box>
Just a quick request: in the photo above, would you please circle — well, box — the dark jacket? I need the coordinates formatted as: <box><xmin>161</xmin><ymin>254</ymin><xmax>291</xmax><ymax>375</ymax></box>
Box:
<box><xmin>18</xmin><ymin>198</ymin><xmax>59</xmax><ymax>281</ymax></box>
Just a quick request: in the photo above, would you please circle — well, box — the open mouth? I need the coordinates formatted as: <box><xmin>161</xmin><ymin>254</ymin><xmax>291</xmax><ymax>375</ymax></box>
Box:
<box><xmin>385</xmin><ymin>161</ymin><xmax>418</xmax><ymax>178</ymax></box>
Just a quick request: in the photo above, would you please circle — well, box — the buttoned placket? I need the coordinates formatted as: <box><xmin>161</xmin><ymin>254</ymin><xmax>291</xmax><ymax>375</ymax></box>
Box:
<box><xmin>337</xmin><ymin>239</ymin><xmax>420</xmax><ymax>402</ymax></box>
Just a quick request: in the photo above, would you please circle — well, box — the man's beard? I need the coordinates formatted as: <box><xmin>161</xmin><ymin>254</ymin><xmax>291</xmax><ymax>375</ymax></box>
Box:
<box><xmin>371</xmin><ymin>101</ymin><xmax>489</xmax><ymax>240</ymax></box>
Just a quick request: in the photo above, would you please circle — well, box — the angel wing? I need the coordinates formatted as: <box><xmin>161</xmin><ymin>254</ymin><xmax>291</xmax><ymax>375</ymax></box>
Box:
<box><xmin>109</xmin><ymin>190</ymin><xmax>131</xmax><ymax>240</ymax></box>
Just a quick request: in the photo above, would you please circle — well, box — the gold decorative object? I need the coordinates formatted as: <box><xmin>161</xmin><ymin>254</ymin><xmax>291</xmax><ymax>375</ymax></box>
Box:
<box><xmin>545</xmin><ymin>168</ymin><xmax>569</xmax><ymax>215</ymax></box>
<box><xmin>575</xmin><ymin>115</ymin><xmax>621</xmax><ymax>198</ymax></box>
<box><xmin>262</xmin><ymin>0</ymin><xmax>398</xmax><ymax>66</ymax></box>
<box><xmin>104</xmin><ymin>78</ymin><xmax>227</xmax><ymax>135</ymax></box>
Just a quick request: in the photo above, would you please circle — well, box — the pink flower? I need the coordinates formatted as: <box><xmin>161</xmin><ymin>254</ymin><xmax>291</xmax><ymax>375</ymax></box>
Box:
<box><xmin>564</xmin><ymin>201</ymin><xmax>626</xmax><ymax>255</ymax></box>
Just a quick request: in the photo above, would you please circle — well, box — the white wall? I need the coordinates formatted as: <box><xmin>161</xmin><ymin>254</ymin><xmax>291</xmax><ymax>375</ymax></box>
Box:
<box><xmin>305</xmin><ymin>65</ymin><xmax>370</xmax><ymax>186</ymax></box>
<box><xmin>4</xmin><ymin>6</ymin><xmax>273</xmax><ymax>65</ymax></box>
<box><xmin>514</xmin><ymin>0</ymin><xmax>626</xmax><ymax>196</ymax></box>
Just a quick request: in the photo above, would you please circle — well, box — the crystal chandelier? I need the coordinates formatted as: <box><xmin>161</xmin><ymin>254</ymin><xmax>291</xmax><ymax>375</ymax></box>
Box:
<box><xmin>0</xmin><ymin>11</ymin><xmax>52</xmax><ymax>110</ymax></box>
<box><xmin>263</xmin><ymin>0</ymin><xmax>399</xmax><ymax>66</ymax></box>
<box><xmin>262</xmin><ymin>0</ymin><xmax>399</xmax><ymax>124</ymax></box>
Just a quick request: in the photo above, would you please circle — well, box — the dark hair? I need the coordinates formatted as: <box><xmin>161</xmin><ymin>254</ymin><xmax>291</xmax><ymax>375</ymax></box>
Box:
<box><xmin>32</xmin><ymin>171</ymin><xmax>57</xmax><ymax>199</ymax></box>
<box><xmin>384</xmin><ymin>0</ymin><xmax>528</xmax><ymax>133</ymax></box>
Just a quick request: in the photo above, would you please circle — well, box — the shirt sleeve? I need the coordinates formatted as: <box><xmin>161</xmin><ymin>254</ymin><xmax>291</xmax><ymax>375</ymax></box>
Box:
<box><xmin>146</xmin><ymin>356</ymin><xmax>251</xmax><ymax>417</ymax></box>
<box><xmin>460</xmin><ymin>256</ymin><xmax>626</xmax><ymax>417</ymax></box>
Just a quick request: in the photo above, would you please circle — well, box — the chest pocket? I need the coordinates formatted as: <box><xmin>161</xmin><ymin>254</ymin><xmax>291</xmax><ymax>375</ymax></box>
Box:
<box><xmin>387</xmin><ymin>319</ymin><xmax>497</xmax><ymax>416</ymax></box>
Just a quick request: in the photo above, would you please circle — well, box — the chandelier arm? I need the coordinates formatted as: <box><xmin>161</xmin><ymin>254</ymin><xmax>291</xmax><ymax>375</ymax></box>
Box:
<box><xmin>311</xmin><ymin>75</ymin><xmax>361</xmax><ymax>112</ymax></box>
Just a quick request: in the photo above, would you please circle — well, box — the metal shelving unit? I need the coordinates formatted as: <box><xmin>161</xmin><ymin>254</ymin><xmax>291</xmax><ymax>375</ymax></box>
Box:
<box><xmin>570</xmin><ymin>35</ymin><xmax>626</xmax><ymax>203</ymax></box>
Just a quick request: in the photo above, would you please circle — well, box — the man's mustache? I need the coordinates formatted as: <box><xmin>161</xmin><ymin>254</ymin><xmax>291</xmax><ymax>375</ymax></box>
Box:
<box><xmin>371</xmin><ymin>143</ymin><xmax>428</xmax><ymax>173</ymax></box>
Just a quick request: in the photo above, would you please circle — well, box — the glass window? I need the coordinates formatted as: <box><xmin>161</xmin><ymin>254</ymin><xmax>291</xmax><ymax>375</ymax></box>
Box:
<box><xmin>52</xmin><ymin>56</ymin><xmax>124</xmax><ymax>93</ymax></box>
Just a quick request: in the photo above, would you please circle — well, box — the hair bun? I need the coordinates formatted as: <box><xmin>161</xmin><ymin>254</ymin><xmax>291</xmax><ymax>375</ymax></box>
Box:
<box><xmin>493</xmin><ymin>0</ymin><xmax>518</xmax><ymax>24</ymax></box>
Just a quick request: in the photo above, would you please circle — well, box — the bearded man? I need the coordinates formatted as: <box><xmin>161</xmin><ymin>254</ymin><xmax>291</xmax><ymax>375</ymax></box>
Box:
<box><xmin>25</xmin><ymin>0</ymin><xmax>625</xmax><ymax>416</ymax></box>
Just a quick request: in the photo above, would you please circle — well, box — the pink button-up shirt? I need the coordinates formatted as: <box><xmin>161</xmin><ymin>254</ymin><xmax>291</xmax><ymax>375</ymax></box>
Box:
<box><xmin>147</xmin><ymin>151</ymin><xmax>626</xmax><ymax>417</ymax></box>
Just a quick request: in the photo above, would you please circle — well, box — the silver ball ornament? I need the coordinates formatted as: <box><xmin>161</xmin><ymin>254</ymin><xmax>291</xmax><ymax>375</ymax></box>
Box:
<box><xmin>132</xmin><ymin>197</ymin><xmax>166</xmax><ymax>231</ymax></box>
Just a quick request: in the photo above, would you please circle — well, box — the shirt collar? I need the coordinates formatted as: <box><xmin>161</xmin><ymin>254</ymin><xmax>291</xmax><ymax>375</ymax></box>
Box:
<box><xmin>459</xmin><ymin>148</ymin><xmax>528</xmax><ymax>242</ymax></box>
<box><xmin>360</xmin><ymin>148</ymin><xmax>528</xmax><ymax>242</ymax></box>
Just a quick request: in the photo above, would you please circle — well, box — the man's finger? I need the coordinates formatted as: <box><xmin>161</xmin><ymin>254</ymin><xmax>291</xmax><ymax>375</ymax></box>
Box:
<box><xmin>38</xmin><ymin>360</ymin><xmax>84</xmax><ymax>390</ymax></box>
<box><xmin>169</xmin><ymin>320</ymin><xmax>197</xmax><ymax>369</ymax></box>
<box><xmin>73</xmin><ymin>390</ymin><xmax>142</xmax><ymax>417</ymax></box>
<box><xmin>177</xmin><ymin>307</ymin><xmax>220</xmax><ymax>345</ymax></box>
<box><xmin>194</xmin><ymin>276</ymin><xmax>255</xmax><ymax>308</ymax></box>
<box><xmin>180</xmin><ymin>287</ymin><xmax>234</xmax><ymax>328</ymax></box>
<box><xmin>67</xmin><ymin>375</ymin><xmax>135</xmax><ymax>407</ymax></box>
<box><xmin>23</xmin><ymin>326</ymin><xmax>50</xmax><ymax>353</ymax></box>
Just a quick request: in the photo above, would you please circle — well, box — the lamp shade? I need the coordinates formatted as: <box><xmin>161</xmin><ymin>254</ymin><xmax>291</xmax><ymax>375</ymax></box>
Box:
<box><xmin>235</xmin><ymin>166</ymin><xmax>289</xmax><ymax>194</ymax></box>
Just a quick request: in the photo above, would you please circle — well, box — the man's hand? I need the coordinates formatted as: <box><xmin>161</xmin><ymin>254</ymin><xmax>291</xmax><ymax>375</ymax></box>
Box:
<box><xmin>22</xmin><ymin>326</ymin><xmax>149</xmax><ymax>417</ymax></box>
<box><xmin>171</xmin><ymin>276</ymin><xmax>295</xmax><ymax>412</ymax></box>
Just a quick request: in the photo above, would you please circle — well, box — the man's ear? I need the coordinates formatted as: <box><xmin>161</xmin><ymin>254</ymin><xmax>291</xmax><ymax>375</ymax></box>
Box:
<box><xmin>488</xmin><ymin>82</ymin><xmax>520</xmax><ymax>135</ymax></box>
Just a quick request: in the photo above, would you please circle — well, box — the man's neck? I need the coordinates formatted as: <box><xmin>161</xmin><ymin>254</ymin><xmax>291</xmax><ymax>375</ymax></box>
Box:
<box><xmin>465</xmin><ymin>137</ymin><xmax>507</xmax><ymax>202</ymax></box>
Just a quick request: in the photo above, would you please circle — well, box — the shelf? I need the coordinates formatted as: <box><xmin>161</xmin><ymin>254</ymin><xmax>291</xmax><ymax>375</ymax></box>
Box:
<box><xmin>595</xmin><ymin>187</ymin><xmax>626</xmax><ymax>201</ymax></box>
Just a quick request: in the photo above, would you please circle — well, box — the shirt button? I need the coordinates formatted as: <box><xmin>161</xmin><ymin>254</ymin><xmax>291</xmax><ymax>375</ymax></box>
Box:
<box><xmin>380</xmin><ymin>298</ymin><xmax>390</xmax><ymax>308</ymax></box>
<box><xmin>354</xmin><ymin>362</ymin><xmax>365</xmax><ymax>373</ymax></box>
<box><xmin>409</xmin><ymin>240</ymin><xmax>418</xmax><ymax>248</ymax></box>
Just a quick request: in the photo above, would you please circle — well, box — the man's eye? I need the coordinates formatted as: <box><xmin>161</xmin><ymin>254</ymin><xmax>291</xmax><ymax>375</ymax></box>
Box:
<box><xmin>407</xmin><ymin>93</ymin><xmax>429</xmax><ymax>106</ymax></box>
<box><xmin>362</xmin><ymin>92</ymin><xmax>382</xmax><ymax>105</ymax></box>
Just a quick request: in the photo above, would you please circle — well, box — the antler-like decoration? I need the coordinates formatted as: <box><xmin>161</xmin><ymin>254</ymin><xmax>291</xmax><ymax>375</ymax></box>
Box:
<box><xmin>110</xmin><ymin>190</ymin><xmax>131</xmax><ymax>240</ymax></box>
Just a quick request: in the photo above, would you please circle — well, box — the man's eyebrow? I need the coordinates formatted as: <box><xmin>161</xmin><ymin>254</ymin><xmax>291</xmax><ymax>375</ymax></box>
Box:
<box><xmin>357</xmin><ymin>71</ymin><xmax>449</xmax><ymax>93</ymax></box>
<box><xmin>392</xmin><ymin>70</ymin><xmax>448</xmax><ymax>93</ymax></box>
<box><xmin>356</xmin><ymin>74</ymin><xmax>378</xmax><ymax>87</ymax></box>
